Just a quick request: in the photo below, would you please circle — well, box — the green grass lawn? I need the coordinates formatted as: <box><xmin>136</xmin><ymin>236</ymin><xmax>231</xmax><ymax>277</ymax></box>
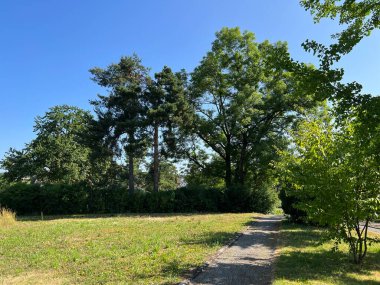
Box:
<box><xmin>274</xmin><ymin>222</ymin><xmax>380</xmax><ymax>285</ymax></box>
<box><xmin>0</xmin><ymin>213</ymin><xmax>253</xmax><ymax>285</ymax></box>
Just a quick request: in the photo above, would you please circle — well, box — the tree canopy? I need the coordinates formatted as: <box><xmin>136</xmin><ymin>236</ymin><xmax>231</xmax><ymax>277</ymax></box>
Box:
<box><xmin>280</xmin><ymin>102</ymin><xmax>380</xmax><ymax>263</ymax></box>
<box><xmin>90</xmin><ymin>55</ymin><xmax>150</xmax><ymax>194</ymax></box>
<box><xmin>1</xmin><ymin>105</ymin><xmax>106</xmax><ymax>184</ymax></box>
<box><xmin>190</xmin><ymin>27</ymin><xmax>316</xmax><ymax>187</ymax></box>
<box><xmin>301</xmin><ymin>0</ymin><xmax>380</xmax><ymax>62</ymax></box>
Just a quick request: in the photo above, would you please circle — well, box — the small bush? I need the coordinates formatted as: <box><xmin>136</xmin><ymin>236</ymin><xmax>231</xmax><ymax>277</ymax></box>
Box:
<box><xmin>249</xmin><ymin>183</ymin><xmax>280</xmax><ymax>214</ymax></box>
<box><xmin>279</xmin><ymin>187</ymin><xmax>307</xmax><ymax>222</ymax></box>
<box><xmin>224</xmin><ymin>184</ymin><xmax>278</xmax><ymax>213</ymax></box>
<box><xmin>0</xmin><ymin>207</ymin><xmax>17</xmax><ymax>226</ymax></box>
<box><xmin>174</xmin><ymin>186</ymin><xmax>223</xmax><ymax>212</ymax></box>
<box><xmin>224</xmin><ymin>185</ymin><xmax>252</xmax><ymax>212</ymax></box>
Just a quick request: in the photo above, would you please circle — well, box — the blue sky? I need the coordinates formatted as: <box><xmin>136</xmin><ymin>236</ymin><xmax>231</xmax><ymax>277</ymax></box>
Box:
<box><xmin>1</xmin><ymin>0</ymin><xmax>379</xmax><ymax>161</ymax></box>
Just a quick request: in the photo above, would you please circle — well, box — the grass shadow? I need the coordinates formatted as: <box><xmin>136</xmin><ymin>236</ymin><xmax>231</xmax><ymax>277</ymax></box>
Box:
<box><xmin>179</xmin><ymin>231</ymin><xmax>239</xmax><ymax>247</ymax></box>
<box><xmin>275</xmin><ymin>223</ymin><xmax>380</xmax><ymax>284</ymax></box>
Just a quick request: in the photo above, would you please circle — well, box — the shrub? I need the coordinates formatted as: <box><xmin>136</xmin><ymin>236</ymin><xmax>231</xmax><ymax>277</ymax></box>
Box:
<box><xmin>174</xmin><ymin>186</ymin><xmax>223</xmax><ymax>212</ymax></box>
<box><xmin>144</xmin><ymin>191</ymin><xmax>176</xmax><ymax>213</ymax></box>
<box><xmin>0</xmin><ymin>182</ymin><xmax>279</xmax><ymax>215</ymax></box>
<box><xmin>126</xmin><ymin>190</ymin><xmax>148</xmax><ymax>212</ymax></box>
<box><xmin>0</xmin><ymin>183</ymin><xmax>42</xmax><ymax>215</ymax></box>
<box><xmin>41</xmin><ymin>184</ymin><xmax>88</xmax><ymax>214</ymax></box>
<box><xmin>224</xmin><ymin>184</ymin><xmax>278</xmax><ymax>213</ymax></box>
<box><xmin>279</xmin><ymin>187</ymin><xmax>307</xmax><ymax>222</ymax></box>
<box><xmin>224</xmin><ymin>185</ymin><xmax>251</xmax><ymax>212</ymax></box>
<box><xmin>249</xmin><ymin>182</ymin><xmax>280</xmax><ymax>214</ymax></box>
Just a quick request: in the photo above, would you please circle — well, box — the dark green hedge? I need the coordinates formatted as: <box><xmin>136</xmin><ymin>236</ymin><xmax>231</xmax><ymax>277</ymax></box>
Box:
<box><xmin>279</xmin><ymin>187</ymin><xmax>307</xmax><ymax>222</ymax></box>
<box><xmin>0</xmin><ymin>183</ymin><xmax>276</xmax><ymax>215</ymax></box>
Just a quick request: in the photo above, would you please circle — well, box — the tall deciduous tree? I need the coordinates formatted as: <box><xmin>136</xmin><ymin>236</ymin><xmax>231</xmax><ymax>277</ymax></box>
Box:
<box><xmin>1</xmin><ymin>105</ymin><xmax>97</xmax><ymax>184</ymax></box>
<box><xmin>90</xmin><ymin>55</ymin><xmax>149</xmax><ymax>194</ymax></box>
<box><xmin>191</xmin><ymin>27</ymin><xmax>315</xmax><ymax>187</ymax></box>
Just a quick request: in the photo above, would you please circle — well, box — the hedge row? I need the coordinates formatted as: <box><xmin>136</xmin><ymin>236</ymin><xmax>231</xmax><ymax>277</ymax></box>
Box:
<box><xmin>0</xmin><ymin>183</ymin><xmax>277</xmax><ymax>215</ymax></box>
<box><xmin>279</xmin><ymin>187</ymin><xmax>307</xmax><ymax>222</ymax></box>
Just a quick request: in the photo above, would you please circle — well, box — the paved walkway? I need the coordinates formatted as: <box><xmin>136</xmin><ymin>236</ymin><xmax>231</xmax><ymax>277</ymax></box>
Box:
<box><xmin>359</xmin><ymin>222</ymin><xmax>380</xmax><ymax>234</ymax></box>
<box><xmin>368</xmin><ymin>222</ymin><xmax>380</xmax><ymax>234</ymax></box>
<box><xmin>188</xmin><ymin>215</ymin><xmax>282</xmax><ymax>285</ymax></box>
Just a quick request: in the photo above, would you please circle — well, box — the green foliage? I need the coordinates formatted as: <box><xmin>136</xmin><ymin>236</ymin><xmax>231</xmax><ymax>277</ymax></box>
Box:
<box><xmin>145</xmin><ymin>160</ymin><xmax>180</xmax><ymax>191</ymax></box>
<box><xmin>0</xmin><ymin>148</ymin><xmax>30</xmax><ymax>182</ymax></box>
<box><xmin>301</xmin><ymin>0</ymin><xmax>380</xmax><ymax>62</ymax></box>
<box><xmin>184</xmin><ymin>155</ymin><xmax>226</xmax><ymax>188</ymax></box>
<box><xmin>281</xmin><ymin>103</ymin><xmax>380</xmax><ymax>263</ymax></box>
<box><xmin>0</xmin><ymin>106</ymin><xmax>111</xmax><ymax>184</ymax></box>
<box><xmin>0</xmin><ymin>183</ymin><xmax>89</xmax><ymax>215</ymax></box>
<box><xmin>173</xmin><ymin>186</ymin><xmax>224</xmax><ymax>212</ymax></box>
<box><xmin>0</xmin><ymin>173</ymin><xmax>10</xmax><ymax>189</ymax></box>
<box><xmin>146</xmin><ymin>67</ymin><xmax>192</xmax><ymax>155</ymax></box>
<box><xmin>0</xmin><ymin>182</ymin><xmax>278</xmax><ymax>215</ymax></box>
<box><xmin>145</xmin><ymin>66</ymin><xmax>191</xmax><ymax>192</ymax></box>
<box><xmin>190</xmin><ymin>27</ymin><xmax>315</xmax><ymax>188</ymax></box>
<box><xmin>278</xmin><ymin>186</ymin><xmax>307</xmax><ymax>222</ymax></box>
<box><xmin>250</xmin><ymin>181</ymin><xmax>280</xmax><ymax>214</ymax></box>
<box><xmin>224</xmin><ymin>183</ymin><xmax>279</xmax><ymax>214</ymax></box>
<box><xmin>90</xmin><ymin>55</ymin><xmax>150</xmax><ymax>193</ymax></box>
<box><xmin>298</xmin><ymin>0</ymin><xmax>380</xmax><ymax>116</ymax></box>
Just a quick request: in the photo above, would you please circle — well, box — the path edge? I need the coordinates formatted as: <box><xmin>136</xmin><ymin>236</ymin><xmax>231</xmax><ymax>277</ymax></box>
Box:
<box><xmin>177</xmin><ymin>216</ymin><xmax>258</xmax><ymax>285</ymax></box>
<box><xmin>177</xmin><ymin>214</ymin><xmax>272</xmax><ymax>285</ymax></box>
<box><xmin>269</xmin><ymin>216</ymin><xmax>284</xmax><ymax>285</ymax></box>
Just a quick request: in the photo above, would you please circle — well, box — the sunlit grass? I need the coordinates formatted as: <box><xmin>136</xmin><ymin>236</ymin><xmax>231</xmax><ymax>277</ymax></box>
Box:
<box><xmin>274</xmin><ymin>222</ymin><xmax>380</xmax><ymax>285</ymax></box>
<box><xmin>0</xmin><ymin>213</ymin><xmax>253</xmax><ymax>285</ymax></box>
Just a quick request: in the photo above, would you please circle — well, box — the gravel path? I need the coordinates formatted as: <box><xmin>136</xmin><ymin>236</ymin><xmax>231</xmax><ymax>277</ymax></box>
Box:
<box><xmin>188</xmin><ymin>215</ymin><xmax>282</xmax><ymax>285</ymax></box>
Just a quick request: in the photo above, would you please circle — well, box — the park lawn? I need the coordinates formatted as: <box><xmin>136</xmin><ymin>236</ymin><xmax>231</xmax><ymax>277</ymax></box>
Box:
<box><xmin>274</xmin><ymin>222</ymin><xmax>380</xmax><ymax>285</ymax></box>
<box><xmin>0</xmin><ymin>213</ymin><xmax>253</xmax><ymax>285</ymax></box>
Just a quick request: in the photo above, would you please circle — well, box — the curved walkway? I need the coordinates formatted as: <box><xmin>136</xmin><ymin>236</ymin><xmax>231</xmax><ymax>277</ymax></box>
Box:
<box><xmin>187</xmin><ymin>215</ymin><xmax>282</xmax><ymax>285</ymax></box>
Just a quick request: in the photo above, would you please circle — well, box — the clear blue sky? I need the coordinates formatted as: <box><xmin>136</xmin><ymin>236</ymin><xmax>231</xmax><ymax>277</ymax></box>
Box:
<box><xmin>1</xmin><ymin>0</ymin><xmax>379</xmax><ymax>161</ymax></box>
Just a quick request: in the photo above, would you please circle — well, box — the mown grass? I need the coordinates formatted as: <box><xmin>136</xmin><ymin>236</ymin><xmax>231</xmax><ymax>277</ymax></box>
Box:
<box><xmin>274</xmin><ymin>222</ymin><xmax>380</xmax><ymax>285</ymax></box>
<box><xmin>0</xmin><ymin>213</ymin><xmax>253</xmax><ymax>285</ymax></box>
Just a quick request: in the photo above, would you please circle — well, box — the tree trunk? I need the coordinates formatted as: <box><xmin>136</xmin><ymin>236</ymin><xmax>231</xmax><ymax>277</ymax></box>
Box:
<box><xmin>352</xmin><ymin>220</ymin><xmax>369</xmax><ymax>264</ymax></box>
<box><xmin>357</xmin><ymin>220</ymin><xmax>369</xmax><ymax>264</ymax></box>
<box><xmin>225</xmin><ymin>135</ymin><xmax>232</xmax><ymax>187</ymax></box>
<box><xmin>153</xmin><ymin>122</ymin><xmax>159</xmax><ymax>192</ymax></box>
<box><xmin>128</xmin><ymin>155</ymin><xmax>135</xmax><ymax>195</ymax></box>
<box><xmin>235</xmin><ymin>134</ymin><xmax>248</xmax><ymax>185</ymax></box>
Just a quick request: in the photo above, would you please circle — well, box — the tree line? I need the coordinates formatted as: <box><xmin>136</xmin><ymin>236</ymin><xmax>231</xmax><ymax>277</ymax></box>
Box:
<box><xmin>2</xmin><ymin>28</ymin><xmax>316</xmax><ymax>197</ymax></box>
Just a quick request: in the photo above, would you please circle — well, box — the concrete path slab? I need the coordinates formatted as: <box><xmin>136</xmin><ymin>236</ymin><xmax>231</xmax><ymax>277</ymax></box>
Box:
<box><xmin>188</xmin><ymin>215</ymin><xmax>282</xmax><ymax>285</ymax></box>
